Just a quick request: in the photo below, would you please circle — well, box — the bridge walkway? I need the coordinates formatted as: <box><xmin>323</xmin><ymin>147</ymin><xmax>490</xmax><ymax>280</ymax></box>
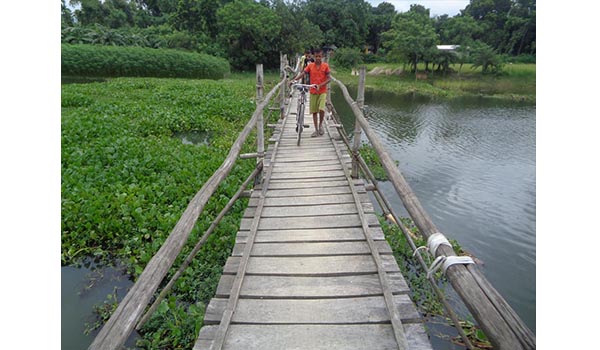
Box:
<box><xmin>193</xmin><ymin>92</ymin><xmax>433</xmax><ymax>350</ymax></box>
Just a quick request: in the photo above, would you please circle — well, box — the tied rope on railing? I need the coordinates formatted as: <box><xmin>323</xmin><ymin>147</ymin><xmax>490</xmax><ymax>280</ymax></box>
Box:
<box><xmin>413</xmin><ymin>232</ymin><xmax>475</xmax><ymax>279</ymax></box>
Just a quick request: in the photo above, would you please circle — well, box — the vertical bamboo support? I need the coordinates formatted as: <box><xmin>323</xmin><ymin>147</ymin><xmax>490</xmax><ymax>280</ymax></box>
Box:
<box><xmin>256</xmin><ymin>64</ymin><xmax>264</xmax><ymax>185</ymax></box>
<box><xmin>352</xmin><ymin>66</ymin><xmax>366</xmax><ymax>178</ymax></box>
<box><xmin>280</xmin><ymin>53</ymin><xmax>286</xmax><ymax>120</ymax></box>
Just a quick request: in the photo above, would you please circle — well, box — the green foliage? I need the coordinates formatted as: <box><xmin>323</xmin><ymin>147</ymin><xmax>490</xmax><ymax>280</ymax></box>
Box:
<box><xmin>62</xmin><ymin>76</ymin><xmax>266</xmax><ymax>348</ymax></box>
<box><xmin>63</xmin><ymin>0</ymin><xmax>535</xmax><ymax>73</ymax></box>
<box><xmin>331</xmin><ymin>47</ymin><xmax>363</xmax><ymax>70</ymax></box>
<box><xmin>379</xmin><ymin>217</ymin><xmax>445</xmax><ymax>316</ymax></box>
<box><xmin>381</xmin><ymin>7</ymin><xmax>438</xmax><ymax>71</ymax></box>
<box><xmin>216</xmin><ymin>0</ymin><xmax>281</xmax><ymax>71</ymax></box>
<box><xmin>469</xmin><ymin>42</ymin><xmax>504</xmax><ymax>74</ymax></box>
<box><xmin>61</xmin><ymin>44</ymin><xmax>230</xmax><ymax>78</ymax></box>
<box><xmin>136</xmin><ymin>298</ymin><xmax>206</xmax><ymax>349</ymax></box>
<box><xmin>358</xmin><ymin>143</ymin><xmax>396</xmax><ymax>181</ymax></box>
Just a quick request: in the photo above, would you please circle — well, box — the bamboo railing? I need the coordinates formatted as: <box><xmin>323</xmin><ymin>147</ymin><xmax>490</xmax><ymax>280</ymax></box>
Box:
<box><xmin>330</xmin><ymin>71</ymin><xmax>535</xmax><ymax>350</ymax></box>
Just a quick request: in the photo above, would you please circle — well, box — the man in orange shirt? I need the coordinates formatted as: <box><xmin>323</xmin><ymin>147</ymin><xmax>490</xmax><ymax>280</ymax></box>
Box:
<box><xmin>292</xmin><ymin>49</ymin><xmax>331</xmax><ymax>137</ymax></box>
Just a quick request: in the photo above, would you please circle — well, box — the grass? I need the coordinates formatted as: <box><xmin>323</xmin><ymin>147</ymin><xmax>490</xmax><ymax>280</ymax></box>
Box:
<box><xmin>331</xmin><ymin>62</ymin><xmax>535</xmax><ymax>103</ymax></box>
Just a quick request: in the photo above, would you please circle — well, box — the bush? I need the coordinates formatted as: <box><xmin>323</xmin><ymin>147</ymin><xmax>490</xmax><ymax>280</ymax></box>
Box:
<box><xmin>61</xmin><ymin>44</ymin><xmax>230</xmax><ymax>79</ymax></box>
<box><xmin>331</xmin><ymin>47</ymin><xmax>363</xmax><ymax>70</ymax></box>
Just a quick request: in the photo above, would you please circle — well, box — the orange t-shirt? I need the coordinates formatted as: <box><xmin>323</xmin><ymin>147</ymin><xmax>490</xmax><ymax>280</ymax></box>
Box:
<box><xmin>304</xmin><ymin>62</ymin><xmax>330</xmax><ymax>94</ymax></box>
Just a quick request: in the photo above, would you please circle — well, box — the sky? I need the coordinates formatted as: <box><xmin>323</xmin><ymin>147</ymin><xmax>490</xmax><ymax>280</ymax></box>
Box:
<box><xmin>368</xmin><ymin>0</ymin><xmax>470</xmax><ymax>17</ymax></box>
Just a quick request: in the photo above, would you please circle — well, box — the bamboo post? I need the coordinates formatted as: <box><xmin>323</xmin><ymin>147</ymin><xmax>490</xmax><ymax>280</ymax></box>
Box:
<box><xmin>88</xmin><ymin>79</ymin><xmax>284</xmax><ymax>350</ymax></box>
<box><xmin>331</xmin><ymin>76</ymin><xmax>535</xmax><ymax>350</ymax></box>
<box><xmin>256</xmin><ymin>64</ymin><xmax>264</xmax><ymax>185</ymax></box>
<box><xmin>351</xmin><ymin>66</ymin><xmax>366</xmax><ymax>178</ymax></box>
<box><xmin>280</xmin><ymin>53</ymin><xmax>286</xmax><ymax>119</ymax></box>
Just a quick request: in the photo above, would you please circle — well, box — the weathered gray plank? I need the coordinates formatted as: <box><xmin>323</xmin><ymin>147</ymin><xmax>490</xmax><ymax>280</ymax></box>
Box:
<box><xmin>259</xmin><ymin>186</ymin><xmax>355</xmax><ymax>197</ymax></box>
<box><xmin>273</xmin><ymin>155</ymin><xmax>340</xmax><ymax>163</ymax></box>
<box><xmin>231</xmin><ymin>241</ymin><xmax>392</xmax><ymax>257</ymax></box>
<box><xmin>216</xmin><ymin>273</ymin><xmax>409</xmax><ymax>299</ymax></box>
<box><xmin>248</xmin><ymin>194</ymin><xmax>364</xmax><ymax>207</ymax></box>
<box><xmin>268</xmin><ymin>176</ymin><xmax>347</xmax><ymax>183</ymax></box>
<box><xmin>213</xmin><ymin>324</ymin><xmax>399</xmax><ymax>350</ymax></box>
<box><xmin>204</xmin><ymin>295</ymin><xmax>419</xmax><ymax>324</ymax></box>
<box><xmin>239</xmin><ymin>214</ymin><xmax>379</xmax><ymax>231</ymax></box>
<box><xmin>404</xmin><ymin>323</ymin><xmax>435</xmax><ymax>350</ymax></box>
<box><xmin>245</xmin><ymin>203</ymin><xmax>359</xmax><ymax>217</ymax></box>
<box><xmin>264</xmin><ymin>180</ymin><xmax>348</xmax><ymax>190</ymax></box>
<box><xmin>223</xmin><ymin>255</ymin><xmax>400</xmax><ymax>275</ymax></box>
<box><xmin>270</xmin><ymin>170</ymin><xmax>347</xmax><ymax>180</ymax></box>
<box><xmin>235</xmin><ymin>227</ymin><xmax>385</xmax><ymax>243</ymax></box>
<box><xmin>273</xmin><ymin>162</ymin><xmax>343</xmax><ymax>171</ymax></box>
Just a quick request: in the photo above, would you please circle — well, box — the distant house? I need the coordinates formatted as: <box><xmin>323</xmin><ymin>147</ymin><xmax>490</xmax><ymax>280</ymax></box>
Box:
<box><xmin>436</xmin><ymin>45</ymin><xmax>460</xmax><ymax>53</ymax></box>
<box><xmin>436</xmin><ymin>45</ymin><xmax>460</xmax><ymax>51</ymax></box>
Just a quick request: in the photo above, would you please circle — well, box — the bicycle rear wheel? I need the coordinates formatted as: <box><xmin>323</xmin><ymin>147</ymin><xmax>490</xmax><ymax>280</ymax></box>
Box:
<box><xmin>297</xmin><ymin>102</ymin><xmax>305</xmax><ymax>146</ymax></box>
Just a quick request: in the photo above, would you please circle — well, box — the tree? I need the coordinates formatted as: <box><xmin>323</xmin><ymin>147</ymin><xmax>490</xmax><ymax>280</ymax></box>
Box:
<box><xmin>366</xmin><ymin>2</ymin><xmax>395</xmax><ymax>53</ymax></box>
<box><xmin>470</xmin><ymin>41</ymin><xmax>503</xmax><ymax>74</ymax></box>
<box><xmin>304</xmin><ymin>0</ymin><xmax>370</xmax><ymax>49</ymax></box>
<box><xmin>217</xmin><ymin>0</ymin><xmax>281</xmax><ymax>70</ymax></box>
<box><xmin>268</xmin><ymin>0</ymin><xmax>323</xmax><ymax>58</ymax></box>
<box><xmin>381</xmin><ymin>6</ymin><xmax>438</xmax><ymax>72</ymax></box>
<box><xmin>62</xmin><ymin>0</ymin><xmax>75</xmax><ymax>26</ymax></box>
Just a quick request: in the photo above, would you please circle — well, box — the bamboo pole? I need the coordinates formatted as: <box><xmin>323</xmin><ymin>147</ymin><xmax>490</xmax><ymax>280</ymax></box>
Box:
<box><xmin>331</xmin><ymin>76</ymin><xmax>535</xmax><ymax>350</ymax></box>
<box><xmin>88</xmin><ymin>79</ymin><xmax>285</xmax><ymax>350</ymax></box>
<box><xmin>256</xmin><ymin>64</ymin><xmax>264</xmax><ymax>185</ymax></box>
<box><xmin>280</xmin><ymin>53</ymin><xmax>285</xmax><ymax>119</ymax></box>
<box><xmin>351</xmin><ymin>66</ymin><xmax>366</xmax><ymax>178</ymax></box>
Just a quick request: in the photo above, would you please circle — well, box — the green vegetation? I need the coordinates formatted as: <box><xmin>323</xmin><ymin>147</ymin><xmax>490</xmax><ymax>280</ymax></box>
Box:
<box><xmin>379</xmin><ymin>217</ymin><xmax>493</xmax><ymax>349</ymax></box>
<box><xmin>62</xmin><ymin>44</ymin><xmax>230</xmax><ymax>78</ymax></box>
<box><xmin>333</xmin><ymin>62</ymin><xmax>535</xmax><ymax>102</ymax></box>
<box><xmin>62</xmin><ymin>76</ymin><xmax>280</xmax><ymax>348</ymax></box>
<box><xmin>62</xmin><ymin>0</ymin><xmax>535</xmax><ymax>71</ymax></box>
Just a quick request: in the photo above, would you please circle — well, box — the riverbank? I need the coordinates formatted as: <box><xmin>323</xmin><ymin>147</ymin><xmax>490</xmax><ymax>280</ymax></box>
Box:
<box><xmin>332</xmin><ymin>63</ymin><xmax>535</xmax><ymax>103</ymax></box>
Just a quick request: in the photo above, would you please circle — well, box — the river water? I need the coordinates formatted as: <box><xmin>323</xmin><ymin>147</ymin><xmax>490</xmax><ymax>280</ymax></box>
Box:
<box><xmin>331</xmin><ymin>87</ymin><xmax>536</xmax><ymax>339</ymax></box>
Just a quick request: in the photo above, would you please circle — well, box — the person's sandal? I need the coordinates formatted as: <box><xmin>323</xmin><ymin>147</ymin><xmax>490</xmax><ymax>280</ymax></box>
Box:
<box><xmin>319</xmin><ymin>126</ymin><xmax>324</xmax><ymax>135</ymax></box>
<box><xmin>311</xmin><ymin>131</ymin><xmax>319</xmax><ymax>137</ymax></box>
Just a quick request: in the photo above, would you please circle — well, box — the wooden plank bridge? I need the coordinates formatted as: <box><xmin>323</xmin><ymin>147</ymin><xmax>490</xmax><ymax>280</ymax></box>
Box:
<box><xmin>89</xmin><ymin>60</ymin><xmax>535</xmax><ymax>350</ymax></box>
<box><xmin>193</xmin><ymin>90</ymin><xmax>431</xmax><ymax>349</ymax></box>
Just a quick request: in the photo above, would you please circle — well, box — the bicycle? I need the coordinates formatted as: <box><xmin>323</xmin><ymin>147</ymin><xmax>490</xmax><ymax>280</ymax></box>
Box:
<box><xmin>290</xmin><ymin>82</ymin><xmax>316</xmax><ymax>146</ymax></box>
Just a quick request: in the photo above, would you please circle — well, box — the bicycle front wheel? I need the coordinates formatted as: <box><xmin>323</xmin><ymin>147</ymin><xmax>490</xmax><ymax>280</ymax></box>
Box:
<box><xmin>297</xmin><ymin>102</ymin><xmax>305</xmax><ymax>146</ymax></box>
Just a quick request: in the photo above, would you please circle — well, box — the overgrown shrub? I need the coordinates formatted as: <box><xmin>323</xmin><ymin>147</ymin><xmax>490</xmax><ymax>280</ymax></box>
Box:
<box><xmin>61</xmin><ymin>44</ymin><xmax>230</xmax><ymax>79</ymax></box>
<box><xmin>331</xmin><ymin>47</ymin><xmax>363</xmax><ymax>70</ymax></box>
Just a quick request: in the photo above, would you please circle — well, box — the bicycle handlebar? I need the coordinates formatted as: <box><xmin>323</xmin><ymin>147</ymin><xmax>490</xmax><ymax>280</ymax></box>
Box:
<box><xmin>291</xmin><ymin>82</ymin><xmax>317</xmax><ymax>91</ymax></box>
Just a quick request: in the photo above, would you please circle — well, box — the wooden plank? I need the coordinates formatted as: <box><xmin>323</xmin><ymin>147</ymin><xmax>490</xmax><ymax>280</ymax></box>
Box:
<box><xmin>223</xmin><ymin>255</ymin><xmax>401</xmax><ymax>275</ymax></box>
<box><xmin>236</xmin><ymin>227</ymin><xmax>385</xmax><ymax>243</ymax></box>
<box><xmin>231</xmin><ymin>241</ymin><xmax>392</xmax><ymax>257</ymax></box>
<box><xmin>263</xmin><ymin>186</ymin><xmax>351</xmax><ymax>197</ymax></box>
<box><xmin>270</xmin><ymin>170</ymin><xmax>347</xmax><ymax>180</ymax></box>
<box><xmin>274</xmin><ymin>155</ymin><xmax>340</xmax><ymax>163</ymax></box>
<box><xmin>269</xmin><ymin>176</ymin><xmax>347</xmax><ymax>183</ymax></box>
<box><xmin>216</xmin><ymin>273</ymin><xmax>409</xmax><ymax>298</ymax></box>
<box><xmin>248</xmin><ymin>194</ymin><xmax>359</xmax><ymax>207</ymax></box>
<box><xmin>240</xmin><ymin>214</ymin><xmax>379</xmax><ymax>231</ymax></box>
<box><xmin>276</xmin><ymin>150</ymin><xmax>337</xmax><ymax>158</ymax></box>
<box><xmin>271</xmin><ymin>164</ymin><xmax>344</xmax><ymax>173</ymax></box>
<box><xmin>273</xmin><ymin>158</ymin><xmax>341</xmax><ymax>167</ymax></box>
<box><xmin>265</xmin><ymin>180</ymin><xmax>348</xmax><ymax>190</ymax></box>
<box><xmin>404</xmin><ymin>323</ymin><xmax>435</xmax><ymax>350</ymax></box>
<box><xmin>203</xmin><ymin>296</ymin><xmax>419</xmax><ymax>324</ymax></box>
<box><xmin>245</xmin><ymin>203</ymin><xmax>359</xmax><ymax>217</ymax></box>
<box><xmin>212</xmin><ymin>324</ymin><xmax>399</xmax><ymax>350</ymax></box>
